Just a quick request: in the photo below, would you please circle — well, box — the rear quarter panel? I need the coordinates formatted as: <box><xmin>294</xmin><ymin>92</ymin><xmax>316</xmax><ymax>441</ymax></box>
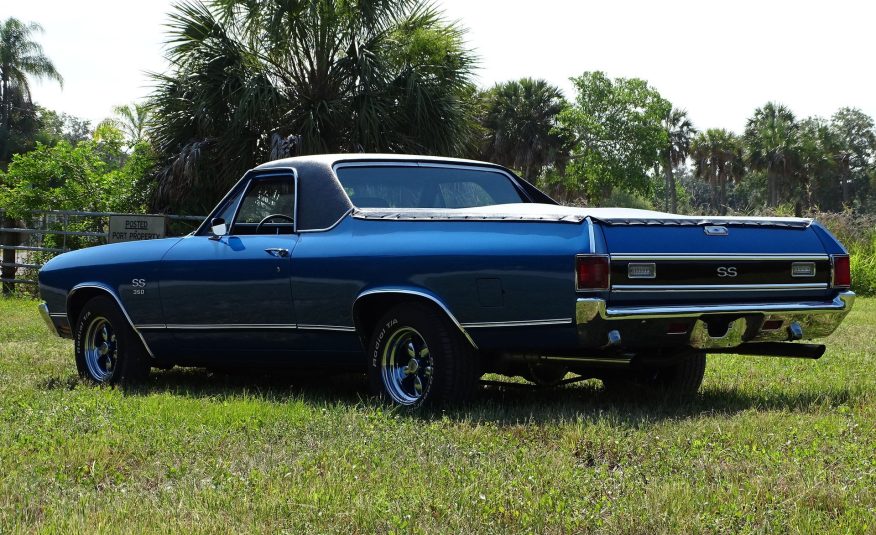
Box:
<box><xmin>290</xmin><ymin>216</ymin><xmax>591</xmax><ymax>336</ymax></box>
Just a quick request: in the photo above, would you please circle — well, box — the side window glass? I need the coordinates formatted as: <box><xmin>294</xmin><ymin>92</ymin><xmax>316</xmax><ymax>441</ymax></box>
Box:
<box><xmin>233</xmin><ymin>177</ymin><xmax>295</xmax><ymax>234</ymax></box>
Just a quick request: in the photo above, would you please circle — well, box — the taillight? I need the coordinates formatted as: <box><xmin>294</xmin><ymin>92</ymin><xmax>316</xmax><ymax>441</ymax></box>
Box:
<box><xmin>576</xmin><ymin>255</ymin><xmax>610</xmax><ymax>290</ymax></box>
<box><xmin>831</xmin><ymin>255</ymin><xmax>851</xmax><ymax>288</ymax></box>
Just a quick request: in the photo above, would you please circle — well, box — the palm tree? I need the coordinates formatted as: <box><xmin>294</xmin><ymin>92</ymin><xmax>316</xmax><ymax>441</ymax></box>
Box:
<box><xmin>743</xmin><ymin>102</ymin><xmax>799</xmax><ymax>207</ymax></box>
<box><xmin>0</xmin><ymin>18</ymin><xmax>63</xmax><ymax>141</ymax></box>
<box><xmin>1</xmin><ymin>17</ymin><xmax>62</xmax><ymax>294</ymax></box>
<box><xmin>661</xmin><ymin>108</ymin><xmax>696</xmax><ymax>212</ymax></box>
<box><xmin>112</xmin><ymin>103</ymin><xmax>151</xmax><ymax>146</ymax></box>
<box><xmin>149</xmin><ymin>0</ymin><xmax>477</xmax><ymax>212</ymax></box>
<box><xmin>478</xmin><ymin>78</ymin><xmax>572</xmax><ymax>180</ymax></box>
<box><xmin>690</xmin><ymin>129</ymin><xmax>744</xmax><ymax>214</ymax></box>
<box><xmin>0</xmin><ymin>18</ymin><xmax>63</xmax><ymax>163</ymax></box>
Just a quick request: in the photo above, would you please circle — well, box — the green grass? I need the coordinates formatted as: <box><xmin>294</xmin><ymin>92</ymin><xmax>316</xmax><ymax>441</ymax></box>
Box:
<box><xmin>1</xmin><ymin>298</ymin><xmax>875</xmax><ymax>534</ymax></box>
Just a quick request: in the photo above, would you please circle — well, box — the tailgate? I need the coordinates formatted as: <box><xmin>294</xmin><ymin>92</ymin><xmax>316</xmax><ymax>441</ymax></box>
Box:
<box><xmin>600</xmin><ymin>223</ymin><xmax>833</xmax><ymax>305</ymax></box>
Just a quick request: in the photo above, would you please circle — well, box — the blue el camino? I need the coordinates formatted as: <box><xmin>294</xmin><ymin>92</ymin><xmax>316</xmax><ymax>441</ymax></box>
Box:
<box><xmin>37</xmin><ymin>154</ymin><xmax>855</xmax><ymax>407</ymax></box>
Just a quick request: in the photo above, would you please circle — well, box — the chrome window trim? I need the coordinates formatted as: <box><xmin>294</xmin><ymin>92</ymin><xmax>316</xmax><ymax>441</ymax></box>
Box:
<box><xmin>461</xmin><ymin>318</ymin><xmax>572</xmax><ymax>328</ymax></box>
<box><xmin>297</xmin><ymin>208</ymin><xmax>354</xmax><ymax>233</ymax></box>
<box><xmin>194</xmin><ymin>172</ymin><xmax>251</xmax><ymax>236</ymax></box>
<box><xmin>611</xmin><ymin>283</ymin><xmax>829</xmax><ymax>293</ymax></box>
<box><xmin>610</xmin><ymin>254</ymin><xmax>830</xmax><ymax>262</ymax></box>
<box><xmin>331</xmin><ymin>161</ymin><xmax>528</xmax><ymax>209</ymax></box>
<box><xmin>228</xmin><ymin>168</ymin><xmax>299</xmax><ymax>234</ymax></box>
<box><xmin>68</xmin><ymin>283</ymin><xmax>156</xmax><ymax>358</ymax></box>
<box><xmin>354</xmin><ymin>288</ymin><xmax>478</xmax><ymax>350</ymax></box>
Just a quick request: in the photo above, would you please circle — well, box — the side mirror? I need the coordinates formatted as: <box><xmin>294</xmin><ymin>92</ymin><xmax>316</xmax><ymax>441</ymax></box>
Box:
<box><xmin>209</xmin><ymin>217</ymin><xmax>227</xmax><ymax>239</ymax></box>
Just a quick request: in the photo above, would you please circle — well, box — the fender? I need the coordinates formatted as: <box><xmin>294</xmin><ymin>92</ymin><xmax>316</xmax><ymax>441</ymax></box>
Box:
<box><xmin>352</xmin><ymin>286</ymin><xmax>478</xmax><ymax>350</ymax></box>
<box><xmin>67</xmin><ymin>282</ymin><xmax>156</xmax><ymax>358</ymax></box>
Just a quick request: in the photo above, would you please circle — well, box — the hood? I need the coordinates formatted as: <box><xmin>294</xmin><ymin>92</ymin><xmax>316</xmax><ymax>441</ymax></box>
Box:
<box><xmin>40</xmin><ymin>237</ymin><xmax>184</xmax><ymax>272</ymax></box>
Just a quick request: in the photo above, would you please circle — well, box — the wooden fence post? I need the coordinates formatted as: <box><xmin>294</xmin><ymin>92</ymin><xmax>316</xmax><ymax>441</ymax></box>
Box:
<box><xmin>1</xmin><ymin>213</ymin><xmax>21</xmax><ymax>295</ymax></box>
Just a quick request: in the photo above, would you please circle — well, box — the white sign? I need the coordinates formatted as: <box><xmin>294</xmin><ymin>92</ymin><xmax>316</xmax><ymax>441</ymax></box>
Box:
<box><xmin>108</xmin><ymin>215</ymin><xmax>166</xmax><ymax>243</ymax></box>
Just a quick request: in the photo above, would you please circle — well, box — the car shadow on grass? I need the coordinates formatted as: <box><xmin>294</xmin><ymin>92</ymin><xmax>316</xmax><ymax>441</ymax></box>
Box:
<box><xmin>91</xmin><ymin>366</ymin><xmax>863</xmax><ymax>426</ymax></box>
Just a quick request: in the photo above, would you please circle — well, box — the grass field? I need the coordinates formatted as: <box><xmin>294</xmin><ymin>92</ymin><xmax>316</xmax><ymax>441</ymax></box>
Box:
<box><xmin>1</xmin><ymin>297</ymin><xmax>874</xmax><ymax>534</ymax></box>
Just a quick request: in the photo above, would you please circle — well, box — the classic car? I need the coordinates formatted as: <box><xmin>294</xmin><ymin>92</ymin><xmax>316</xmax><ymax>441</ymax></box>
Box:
<box><xmin>37</xmin><ymin>154</ymin><xmax>855</xmax><ymax>407</ymax></box>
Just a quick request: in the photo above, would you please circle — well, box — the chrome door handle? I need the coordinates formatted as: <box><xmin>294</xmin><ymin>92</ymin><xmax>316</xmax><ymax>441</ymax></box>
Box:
<box><xmin>264</xmin><ymin>248</ymin><xmax>289</xmax><ymax>258</ymax></box>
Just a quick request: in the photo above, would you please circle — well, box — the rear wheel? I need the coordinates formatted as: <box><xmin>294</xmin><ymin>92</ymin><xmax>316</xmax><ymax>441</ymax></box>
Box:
<box><xmin>367</xmin><ymin>302</ymin><xmax>479</xmax><ymax>408</ymax></box>
<box><xmin>74</xmin><ymin>295</ymin><xmax>150</xmax><ymax>386</ymax></box>
<box><xmin>603</xmin><ymin>350</ymin><xmax>706</xmax><ymax>396</ymax></box>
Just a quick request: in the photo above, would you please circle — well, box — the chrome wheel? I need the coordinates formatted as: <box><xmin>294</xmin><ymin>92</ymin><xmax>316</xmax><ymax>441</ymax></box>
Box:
<box><xmin>380</xmin><ymin>327</ymin><xmax>434</xmax><ymax>405</ymax></box>
<box><xmin>84</xmin><ymin>316</ymin><xmax>117</xmax><ymax>382</ymax></box>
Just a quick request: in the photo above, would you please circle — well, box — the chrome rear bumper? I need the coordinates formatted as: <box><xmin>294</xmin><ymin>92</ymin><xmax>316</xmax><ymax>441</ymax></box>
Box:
<box><xmin>576</xmin><ymin>291</ymin><xmax>855</xmax><ymax>350</ymax></box>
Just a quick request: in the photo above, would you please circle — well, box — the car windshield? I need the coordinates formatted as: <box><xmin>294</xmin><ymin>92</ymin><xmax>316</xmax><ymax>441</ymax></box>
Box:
<box><xmin>335</xmin><ymin>165</ymin><xmax>525</xmax><ymax>208</ymax></box>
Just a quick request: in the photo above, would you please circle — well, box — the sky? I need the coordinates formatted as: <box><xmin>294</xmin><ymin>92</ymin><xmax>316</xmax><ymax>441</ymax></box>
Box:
<box><xmin>5</xmin><ymin>0</ymin><xmax>875</xmax><ymax>133</ymax></box>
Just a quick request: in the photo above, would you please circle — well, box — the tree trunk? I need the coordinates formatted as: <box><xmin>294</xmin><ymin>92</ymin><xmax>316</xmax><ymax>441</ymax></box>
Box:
<box><xmin>840</xmin><ymin>156</ymin><xmax>851</xmax><ymax>206</ymax></box>
<box><xmin>664</xmin><ymin>156</ymin><xmax>676</xmax><ymax>213</ymax></box>
<box><xmin>0</xmin><ymin>75</ymin><xmax>9</xmax><ymax>131</ymax></box>
<box><xmin>719</xmin><ymin>173</ymin><xmax>727</xmax><ymax>216</ymax></box>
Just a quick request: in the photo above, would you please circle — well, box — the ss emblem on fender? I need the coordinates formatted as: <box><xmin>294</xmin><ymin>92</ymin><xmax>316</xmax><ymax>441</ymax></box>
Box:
<box><xmin>132</xmin><ymin>278</ymin><xmax>147</xmax><ymax>295</ymax></box>
<box><xmin>716</xmin><ymin>266</ymin><xmax>738</xmax><ymax>278</ymax></box>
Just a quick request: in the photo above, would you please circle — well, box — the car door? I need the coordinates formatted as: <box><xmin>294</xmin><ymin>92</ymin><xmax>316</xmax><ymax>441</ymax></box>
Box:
<box><xmin>159</xmin><ymin>171</ymin><xmax>300</xmax><ymax>358</ymax></box>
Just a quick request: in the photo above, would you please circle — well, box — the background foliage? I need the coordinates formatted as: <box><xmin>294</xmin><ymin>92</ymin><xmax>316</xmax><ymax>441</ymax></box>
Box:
<box><xmin>0</xmin><ymin>123</ymin><xmax>155</xmax><ymax>221</ymax></box>
<box><xmin>148</xmin><ymin>0</ymin><xmax>477</xmax><ymax>213</ymax></box>
<box><xmin>0</xmin><ymin>7</ymin><xmax>875</xmax><ymax>293</ymax></box>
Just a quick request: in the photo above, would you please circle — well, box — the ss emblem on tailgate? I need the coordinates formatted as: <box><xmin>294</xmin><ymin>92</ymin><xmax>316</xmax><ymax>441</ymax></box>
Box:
<box><xmin>717</xmin><ymin>266</ymin><xmax>738</xmax><ymax>278</ymax></box>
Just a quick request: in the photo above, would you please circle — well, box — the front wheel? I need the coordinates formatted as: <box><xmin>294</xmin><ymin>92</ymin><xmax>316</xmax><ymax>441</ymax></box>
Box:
<box><xmin>367</xmin><ymin>303</ymin><xmax>479</xmax><ymax>408</ymax></box>
<box><xmin>74</xmin><ymin>295</ymin><xmax>150</xmax><ymax>386</ymax></box>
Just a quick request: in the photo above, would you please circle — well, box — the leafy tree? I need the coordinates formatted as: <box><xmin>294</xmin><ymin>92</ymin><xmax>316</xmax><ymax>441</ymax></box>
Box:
<box><xmin>0</xmin><ymin>123</ymin><xmax>155</xmax><ymax>219</ymax></box>
<box><xmin>796</xmin><ymin>116</ymin><xmax>843</xmax><ymax>211</ymax></box>
<box><xmin>558</xmin><ymin>72</ymin><xmax>671</xmax><ymax>203</ymax></box>
<box><xmin>743</xmin><ymin>102</ymin><xmax>799</xmax><ymax>207</ymax></box>
<box><xmin>149</xmin><ymin>0</ymin><xmax>477</xmax><ymax>213</ymax></box>
<box><xmin>661</xmin><ymin>108</ymin><xmax>696</xmax><ymax>212</ymax></box>
<box><xmin>477</xmin><ymin>78</ymin><xmax>572</xmax><ymax>180</ymax></box>
<box><xmin>830</xmin><ymin>107</ymin><xmax>876</xmax><ymax>206</ymax></box>
<box><xmin>33</xmin><ymin>107</ymin><xmax>91</xmax><ymax>147</ymax></box>
<box><xmin>691</xmin><ymin>128</ymin><xmax>744</xmax><ymax>214</ymax></box>
<box><xmin>0</xmin><ymin>17</ymin><xmax>63</xmax><ymax>164</ymax></box>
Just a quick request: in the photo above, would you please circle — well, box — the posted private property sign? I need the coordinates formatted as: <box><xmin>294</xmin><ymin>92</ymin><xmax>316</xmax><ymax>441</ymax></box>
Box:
<box><xmin>108</xmin><ymin>215</ymin><xmax>166</xmax><ymax>243</ymax></box>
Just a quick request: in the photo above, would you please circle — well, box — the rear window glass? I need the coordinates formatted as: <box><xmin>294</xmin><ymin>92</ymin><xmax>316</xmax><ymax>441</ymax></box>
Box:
<box><xmin>335</xmin><ymin>166</ymin><xmax>525</xmax><ymax>208</ymax></box>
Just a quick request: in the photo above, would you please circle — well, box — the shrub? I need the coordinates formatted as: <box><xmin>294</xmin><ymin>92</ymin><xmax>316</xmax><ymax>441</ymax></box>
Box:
<box><xmin>815</xmin><ymin>211</ymin><xmax>876</xmax><ymax>296</ymax></box>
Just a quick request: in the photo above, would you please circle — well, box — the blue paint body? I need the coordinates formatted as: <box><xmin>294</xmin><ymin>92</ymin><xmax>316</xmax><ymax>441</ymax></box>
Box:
<box><xmin>38</xmin><ymin>154</ymin><xmax>850</xmax><ymax>370</ymax></box>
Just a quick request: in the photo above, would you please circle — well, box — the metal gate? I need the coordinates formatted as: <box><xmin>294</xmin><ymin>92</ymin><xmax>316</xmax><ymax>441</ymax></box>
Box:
<box><xmin>1</xmin><ymin>209</ymin><xmax>204</xmax><ymax>292</ymax></box>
